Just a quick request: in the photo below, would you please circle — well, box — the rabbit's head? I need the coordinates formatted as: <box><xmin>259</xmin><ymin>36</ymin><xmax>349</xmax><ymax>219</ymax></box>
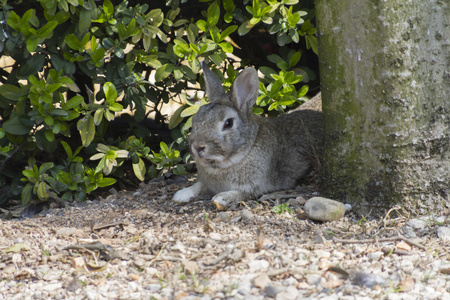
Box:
<box><xmin>189</xmin><ymin>63</ymin><xmax>260</xmax><ymax>169</ymax></box>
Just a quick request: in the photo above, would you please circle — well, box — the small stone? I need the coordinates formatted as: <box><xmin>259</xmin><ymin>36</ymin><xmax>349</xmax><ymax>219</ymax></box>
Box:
<box><xmin>215</xmin><ymin>212</ymin><xmax>229</xmax><ymax>222</ymax></box>
<box><xmin>313</xmin><ymin>234</ymin><xmax>326</xmax><ymax>244</ymax></box>
<box><xmin>241</xmin><ymin>209</ymin><xmax>254</xmax><ymax>221</ymax></box>
<box><xmin>405</xmin><ymin>219</ymin><xmax>427</xmax><ymax>230</ymax></box>
<box><xmin>129</xmin><ymin>273</ymin><xmax>140</xmax><ymax>281</ymax></box>
<box><xmin>306</xmin><ymin>274</ymin><xmax>322</xmax><ymax>286</ymax></box>
<box><xmin>145</xmin><ymin>284</ymin><xmax>161</xmax><ymax>291</ymax></box>
<box><xmin>351</xmin><ymin>272</ymin><xmax>385</xmax><ymax>288</ymax></box>
<box><xmin>252</xmin><ymin>273</ymin><xmax>271</xmax><ymax>288</ymax></box>
<box><xmin>230</xmin><ymin>248</ymin><xmax>244</xmax><ymax>262</ymax></box>
<box><xmin>182</xmin><ymin>260</ymin><xmax>199</xmax><ymax>275</ymax></box>
<box><xmin>248</xmin><ymin>259</ymin><xmax>270</xmax><ymax>271</ymax></box>
<box><xmin>344</xmin><ymin>203</ymin><xmax>352</xmax><ymax>211</ymax></box>
<box><xmin>314</xmin><ymin>250</ymin><xmax>331</xmax><ymax>259</ymax></box>
<box><xmin>396</xmin><ymin>241</ymin><xmax>412</xmax><ymax>251</ymax></box>
<box><xmin>437</xmin><ymin>227</ymin><xmax>450</xmax><ymax>242</ymax></box>
<box><xmin>265</xmin><ymin>284</ymin><xmax>285</xmax><ymax>298</ymax></box>
<box><xmin>367</xmin><ymin>251</ymin><xmax>384</xmax><ymax>261</ymax></box>
<box><xmin>55</xmin><ymin>227</ymin><xmax>83</xmax><ymax>236</ymax></box>
<box><xmin>276</xmin><ymin>286</ymin><xmax>299</xmax><ymax>300</ymax></box>
<box><xmin>304</xmin><ymin>197</ymin><xmax>346</xmax><ymax>222</ymax></box>
<box><xmin>397</xmin><ymin>277</ymin><xmax>415</xmax><ymax>292</ymax></box>
<box><xmin>71</xmin><ymin>257</ymin><xmax>85</xmax><ymax>269</ymax></box>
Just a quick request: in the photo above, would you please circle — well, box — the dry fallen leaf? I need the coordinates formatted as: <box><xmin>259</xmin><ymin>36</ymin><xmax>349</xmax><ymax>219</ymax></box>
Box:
<box><xmin>396</xmin><ymin>241</ymin><xmax>412</xmax><ymax>251</ymax></box>
<box><xmin>397</xmin><ymin>277</ymin><xmax>415</xmax><ymax>292</ymax></box>
<box><xmin>5</xmin><ymin>243</ymin><xmax>31</xmax><ymax>253</ymax></box>
<box><xmin>255</xmin><ymin>225</ymin><xmax>264</xmax><ymax>251</ymax></box>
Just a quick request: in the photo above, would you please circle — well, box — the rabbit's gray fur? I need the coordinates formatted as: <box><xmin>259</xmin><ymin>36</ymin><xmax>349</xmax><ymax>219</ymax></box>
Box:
<box><xmin>173</xmin><ymin>63</ymin><xmax>323</xmax><ymax>210</ymax></box>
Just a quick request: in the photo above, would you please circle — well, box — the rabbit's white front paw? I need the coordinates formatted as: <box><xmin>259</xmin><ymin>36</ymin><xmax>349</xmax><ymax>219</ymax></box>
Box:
<box><xmin>211</xmin><ymin>190</ymin><xmax>243</xmax><ymax>210</ymax></box>
<box><xmin>172</xmin><ymin>187</ymin><xmax>194</xmax><ymax>203</ymax></box>
<box><xmin>172</xmin><ymin>182</ymin><xmax>203</xmax><ymax>203</ymax></box>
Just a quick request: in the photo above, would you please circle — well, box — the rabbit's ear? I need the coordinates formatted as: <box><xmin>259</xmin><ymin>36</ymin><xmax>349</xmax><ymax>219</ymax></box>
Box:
<box><xmin>202</xmin><ymin>62</ymin><xmax>225</xmax><ymax>102</ymax></box>
<box><xmin>232</xmin><ymin>67</ymin><xmax>259</xmax><ymax>115</ymax></box>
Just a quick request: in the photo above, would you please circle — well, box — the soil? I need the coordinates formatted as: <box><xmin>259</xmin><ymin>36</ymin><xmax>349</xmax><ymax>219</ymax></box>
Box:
<box><xmin>1</xmin><ymin>177</ymin><xmax>449</xmax><ymax>299</ymax></box>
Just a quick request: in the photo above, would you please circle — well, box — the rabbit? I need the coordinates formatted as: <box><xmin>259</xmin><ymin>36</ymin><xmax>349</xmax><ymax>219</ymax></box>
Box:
<box><xmin>172</xmin><ymin>62</ymin><xmax>323</xmax><ymax>210</ymax></box>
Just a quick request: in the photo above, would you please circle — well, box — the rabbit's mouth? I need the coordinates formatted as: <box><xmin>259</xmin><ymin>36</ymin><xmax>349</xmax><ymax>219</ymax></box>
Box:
<box><xmin>196</xmin><ymin>152</ymin><xmax>246</xmax><ymax>169</ymax></box>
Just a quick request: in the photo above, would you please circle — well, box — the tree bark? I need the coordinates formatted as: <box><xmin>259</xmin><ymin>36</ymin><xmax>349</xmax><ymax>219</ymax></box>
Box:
<box><xmin>315</xmin><ymin>0</ymin><xmax>449</xmax><ymax>215</ymax></box>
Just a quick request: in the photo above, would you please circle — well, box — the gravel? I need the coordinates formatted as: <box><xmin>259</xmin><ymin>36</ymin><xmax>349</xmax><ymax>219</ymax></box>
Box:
<box><xmin>1</xmin><ymin>179</ymin><xmax>449</xmax><ymax>299</ymax></box>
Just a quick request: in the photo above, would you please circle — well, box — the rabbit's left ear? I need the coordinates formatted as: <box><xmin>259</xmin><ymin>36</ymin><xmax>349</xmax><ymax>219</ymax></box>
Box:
<box><xmin>232</xmin><ymin>67</ymin><xmax>259</xmax><ymax>115</ymax></box>
<box><xmin>202</xmin><ymin>62</ymin><xmax>225</xmax><ymax>103</ymax></box>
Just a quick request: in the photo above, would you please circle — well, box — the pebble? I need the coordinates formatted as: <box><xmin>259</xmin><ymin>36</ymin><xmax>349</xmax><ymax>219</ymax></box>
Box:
<box><xmin>275</xmin><ymin>286</ymin><xmax>299</xmax><ymax>300</ymax></box>
<box><xmin>182</xmin><ymin>260</ymin><xmax>198</xmax><ymax>275</ymax></box>
<box><xmin>367</xmin><ymin>251</ymin><xmax>384</xmax><ymax>261</ymax></box>
<box><xmin>405</xmin><ymin>218</ymin><xmax>428</xmax><ymax>230</ymax></box>
<box><xmin>240</xmin><ymin>209</ymin><xmax>254</xmax><ymax>221</ymax></box>
<box><xmin>252</xmin><ymin>273</ymin><xmax>271</xmax><ymax>288</ymax></box>
<box><xmin>304</xmin><ymin>197</ymin><xmax>346</xmax><ymax>222</ymax></box>
<box><xmin>248</xmin><ymin>259</ymin><xmax>270</xmax><ymax>271</ymax></box>
<box><xmin>437</xmin><ymin>226</ymin><xmax>450</xmax><ymax>241</ymax></box>
<box><xmin>265</xmin><ymin>284</ymin><xmax>285</xmax><ymax>297</ymax></box>
<box><xmin>306</xmin><ymin>274</ymin><xmax>322</xmax><ymax>286</ymax></box>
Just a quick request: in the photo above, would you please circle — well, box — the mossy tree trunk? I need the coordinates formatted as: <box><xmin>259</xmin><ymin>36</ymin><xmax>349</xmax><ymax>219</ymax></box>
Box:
<box><xmin>315</xmin><ymin>0</ymin><xmax>449</xmax><ymax>215</ymax></box>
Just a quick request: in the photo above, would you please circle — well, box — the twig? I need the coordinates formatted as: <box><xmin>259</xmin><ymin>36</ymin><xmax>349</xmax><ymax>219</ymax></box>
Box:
<box><xmin>92</xmin><ymin>220</ymin><xmax>130</xmax><ymax>231</ymax></box>
<box><xmin>148</xmin><ymin>243</ymin><xmax>166</xmax><ymax>265</ymax></box>
<box><xmin>333</xmin><ymin>235</ymin><xmax>425</xmax><ymax>250</ymax></box>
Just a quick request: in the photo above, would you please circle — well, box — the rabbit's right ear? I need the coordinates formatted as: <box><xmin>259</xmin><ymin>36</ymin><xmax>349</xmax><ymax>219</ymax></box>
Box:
<box><xmin>202</xmin><ymin>62</ymin><xmax>225</xmax><ymax>102</ymax></box>
<box><xmin>232</xmin><ymin>67</ymin><xmax>259</xmax><ymax>116</ymax></box>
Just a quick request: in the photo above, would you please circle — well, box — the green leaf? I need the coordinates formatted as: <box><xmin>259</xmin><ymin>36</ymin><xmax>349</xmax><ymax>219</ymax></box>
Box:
<box><xmin>97</xmin><ymin>177</ymin><xmax>116</xmax><ymax>188</ymax></box>
<box><xmin>180</xmin><ymin>105</ymin><xmax>199</xmax><ymax>117</ymax></box>
<box><xmin>77</xmin><ymin>115</ymin><xmax>95</xmax><ymax>147</ymax></box>
<box><xmin>39</xmin><ymin>162</ymin><xmax>54</xmax><ymax>174</ymax></box>
<box><xmin>93</xmin><ymin>109</ymin><xmax>104</xmax><ymax>125</ymax></box>
<box><xmin>37</xmin><ymin>20</ymin><xmax>58</xmax><ymax>38</ymax></box>
<box><xmin>155</xmin><ymin>64</ymin><xmax>174</xmax><ymax>82</ymax></box>
<box><xmin>26</xmin><ymin>38</ymin><xmax>39</xmax><ymax>53</ymax></box>
<box><xmin>64</xmin><ymin>95</ymin><xmax>84</xmax><ymax>110</ymax></box>
<box><xmin>37</xmin><ymin>181</ymin><xmax>49</xmax><ymax>200</ymax></box>
<box><xmin>220</xmin><ymin>25</ymin><xmax>237</xmax><ymax>41</ymax></box>
<box><xmin>79</xmin><ymin>8</ymin><xmax>92</xmax><ymax>33</ymax></box>
<box><xmin>21</xmin><ymin>184</ymin><xmax>33</xmax><ymax>205</ymax></box>
<box><xmin>22</xmin><ymin>169</ymin><xmax>37</xmax><ymax>180</ymax></box>
<box><xmin>160</xmin><ymin>142</ymin><xmax>169</xmax><ymax>156</ymax></box>
<box><xmin>61</xmin><ymin>141</ymin><xmax>72</xmax><ymax>158</ymax></box>
<box><xmin>238</xmin><ymin>20</ymin><xmax>253</xmax><ymax>36</ymax></box>
<box><xmin>109</xmin><ymin>102</ymin><xmax>123</xmax><ymax>112</ymax></box>
<box><xmin>0</xmin><ymin>84</ymin><xmax>21</xmax><ymax>101</ymax></box>
<box><xmin>132</xmin><ymin>157</ymin><xmax>146</xmax><ymax>181</ymax></box>
<box><xmin>207</xmin><ymin>1</ymin><xmax>220</xmax><ymax>28</ymax></box>
<box><xmin>288</xmin><ymin>51</ymin><xmax>301</xmax><ymax>68</ymax></box>
<box><xmin>267</xmin><ymin>54</ymin><xmax>284</xmax><ymax>64</ymax></box>
<box><xmin>3</xmin><ymin>117</ymin><xmax>32</xmax><ymax>135</ymax></box>
<box><xmin>196</xmin><ymin>20</ymin><xmax>207</xmax><ymax>31</ymax></box>
<box><xmin>218</xmin><ymin>42</ymin><xmax>233</xmax><ymax>53</ymax></box>
<box><xmin>17</xmin><ymin>54</ymin><xmax>46</xmax><ymax>79</ymax></box>
<box><xmin>65</xmin><ymin>34</ymin><xmax>81</xmax><ymax>50</ymax></box>
<box><xmin>169</xmin><ymin>104</ymin><xmax>187</xmax><ymax>130</ymax></box>
<box><xmin>103</xmin><ymin>82</ymin><xmax>117</xmax><ymax>105</ymax></box>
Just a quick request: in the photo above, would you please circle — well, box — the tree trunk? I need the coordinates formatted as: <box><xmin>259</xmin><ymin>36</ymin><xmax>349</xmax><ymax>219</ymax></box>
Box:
<box><xmin>315</xmin><ymin>0</ymin><xmax>449</xmax><ymax>215</ymax></box>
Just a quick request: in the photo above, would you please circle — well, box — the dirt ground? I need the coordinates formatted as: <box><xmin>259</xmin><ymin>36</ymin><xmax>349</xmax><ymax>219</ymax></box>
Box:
<box><xmin>1</xmin><ymin>177</ymin><xmax>449</xmax><ymax>300</ymax></box>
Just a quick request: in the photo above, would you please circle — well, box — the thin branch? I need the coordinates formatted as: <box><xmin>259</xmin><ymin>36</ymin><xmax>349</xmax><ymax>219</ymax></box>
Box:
<box><xmin>333</xmin><ymin>235</ymin><xmax>425</xmax><ymax>250</ymax></box>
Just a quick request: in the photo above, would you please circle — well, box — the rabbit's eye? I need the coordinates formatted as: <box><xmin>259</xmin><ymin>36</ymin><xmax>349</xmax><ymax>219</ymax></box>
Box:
<box><xmin>223</xmin><ymin>118</ymin><xmax>234</xmax><ymax>130</ymax></box>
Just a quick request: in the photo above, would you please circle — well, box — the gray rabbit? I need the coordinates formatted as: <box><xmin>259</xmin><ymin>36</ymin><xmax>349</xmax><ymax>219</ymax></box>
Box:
<box><xmin>173</xmin><ymin>63</ymin><xmax>323</xmax><ymax>210</ymax></box>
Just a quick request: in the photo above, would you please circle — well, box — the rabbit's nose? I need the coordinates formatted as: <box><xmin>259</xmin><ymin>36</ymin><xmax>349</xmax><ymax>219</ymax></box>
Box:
<box><xmin>195</xmin><ymin>145</ymin><xmax>205</xmax><ymax>157</ymax></box>
<box><xmin>193</xmin><ymin>144</ymin><xmax>206</xmax><ymax>158</ymax></box>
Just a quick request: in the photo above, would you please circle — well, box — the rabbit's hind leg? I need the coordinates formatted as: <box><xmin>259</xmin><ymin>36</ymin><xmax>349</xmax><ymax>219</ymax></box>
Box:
<box><xmin>211</xmin><ymin>190</ymin><xmax>247</xmax><ymax>211</ymax></box>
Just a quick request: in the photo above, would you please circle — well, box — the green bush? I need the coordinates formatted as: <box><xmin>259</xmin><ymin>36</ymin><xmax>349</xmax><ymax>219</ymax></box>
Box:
<box><xmin>0</xmin><ymin>0</ymin><xmax>318</xmax><ymax>206</ymax></box>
